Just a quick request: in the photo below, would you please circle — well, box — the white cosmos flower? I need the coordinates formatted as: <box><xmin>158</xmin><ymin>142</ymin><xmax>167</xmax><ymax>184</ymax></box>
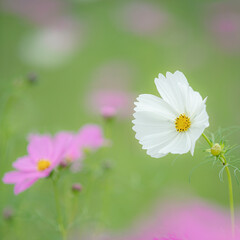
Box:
<box><xmin>132</xmin><ymin>71</ymin><xmax>209</xmax><ymax>158</ymax></box>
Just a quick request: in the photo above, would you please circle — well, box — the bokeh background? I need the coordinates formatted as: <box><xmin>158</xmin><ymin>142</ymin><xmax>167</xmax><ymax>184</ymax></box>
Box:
<box><xmin>0</xmin><ymin>0</ymin><xmax>240</xmax><ymax>239</ymax></box>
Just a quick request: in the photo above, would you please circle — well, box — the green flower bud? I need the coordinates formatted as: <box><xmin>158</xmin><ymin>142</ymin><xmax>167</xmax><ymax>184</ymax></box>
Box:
<box><xmin>211</xmin><ymin>143</ymin><xmax>222</xmax><ymax>156</ymax></box>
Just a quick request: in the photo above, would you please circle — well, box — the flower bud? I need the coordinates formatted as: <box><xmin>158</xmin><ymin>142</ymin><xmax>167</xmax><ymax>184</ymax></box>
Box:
<box><xmin>72</xmin><ymin>183</ymin><xmax>82</xmax><ymax>193</ymax></box>
<box><xmin>211</xmin><ymin>143</ymin><xmax>222</xmax><ymax>156</ymax></box>
<box><xmin>100</xmin><ymin>106</ymin><xmax>116</xmax><ymax>121</ymax></box>
<box><xmin>59</xmin><ymin>161</ymin><xmax>68</xmax><ymax>168</ymax></box>
<box><xmin>27</xmin><ymin>72</ymin><xmax>38</xmax><ymax>84</ymax></box>
<box><xmin>102</xmin><ymin>160</ymin><xmax>113</xmax><ymax>170</ymax></box>
<box><xmin>3</xmin><ymin>207</ymin><xmax>14</xmax><ymax>220</ymax></box>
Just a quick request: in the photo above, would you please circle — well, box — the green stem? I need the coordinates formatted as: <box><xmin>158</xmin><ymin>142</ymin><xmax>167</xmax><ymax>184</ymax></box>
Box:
<box><xmin>70</xmin><ymin>194</ymin><xmax>78</xmax><ymax>225</ymax></box>
<box><xmin>201</xmin><ymin>133</ymin><xmax>235</xmax><ymax>237</ymax></box>
<box><xmin>220</xmin><ymin>154</ymin><xmax>235</xmax><ymax>237</ymax></box>
<box><xmin>52</xmin><ymin>178</ymin><xmax>67</xmax><ymax>240</ymax></box>
<box><xmin>202</xmin><ymin>133</ymin><xmax>212</xmax><ymax>147</ymax></box>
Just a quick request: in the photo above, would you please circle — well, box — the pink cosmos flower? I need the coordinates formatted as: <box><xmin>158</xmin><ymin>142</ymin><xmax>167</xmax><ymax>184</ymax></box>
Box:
<box><xmin>155</xmin><ymin>237</ymin><xmax>182</xmax><ymax>240</ymax></box>
<box><xmin>56</xmin><ymin>125</ymin><xmax>105</xmax><ymax>161</ymax></box>
<box><xmin>86</xmin><ymin>61</ymin><xmax>135</xmax><ymax>119</ymax></box>
<box><xmin>119</xmin><ymin>197</ymin><xmax>240</xmax><ymax>240</ymax></box>
<box><xmin>70</xmin><ymin>124</ymin><xmax>106</xmax><ymax>172</ymax></box>
<box><xmin>2</xmin><ymin>125</ymin><xmax>105</xmax><ymax>193</ymax></box>
<box><xmin>2</xmin><ymin>134</ymin><xmax>64</xmax><ymax>195</ymax></box>
<box><xmin>158</xmin><ymin>199</ymin><xmax>240</xmax><ymax>240</ymax></box>
<box><xmin>54</xmin><ymin>125</ymin><xmax>105</xmax><ymax>172</ymax></box>
<box><xmin>77</xmin><ymin>124</ymin><xmax>105</xmax><ymax>151</ymax></box>
<box><xmin>54</xmin><ymin>131</ymin><xmax>83</xmax><ymax>166</ymax></box>
<box><xmin>156</xmin><ymin>238</ymin><xmax>181</xmax><ymax>240</ymax></box>
<box><xmin>90</xmin><ymin>89</ymin><xmax>133</xmax><ymax>119</ymax></box>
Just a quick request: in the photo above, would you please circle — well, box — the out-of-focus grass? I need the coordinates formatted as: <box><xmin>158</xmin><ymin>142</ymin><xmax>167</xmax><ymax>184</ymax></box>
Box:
<box><xmin>0</xmin><ymin>0</ymin><xmax>240</xmax><ymax>239</ymax></box>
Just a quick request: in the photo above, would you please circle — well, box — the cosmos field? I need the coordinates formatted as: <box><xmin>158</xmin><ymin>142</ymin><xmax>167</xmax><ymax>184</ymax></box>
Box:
<box><xmin>1</xmin><ymin>0</ymin><xmax>240</xmax><ymax>239</ymax></box>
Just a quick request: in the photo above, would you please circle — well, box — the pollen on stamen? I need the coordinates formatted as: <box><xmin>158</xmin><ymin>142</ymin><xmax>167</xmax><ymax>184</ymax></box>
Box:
<box><xmin>175</xmin><ymin>114</ymin><xmax>191</xmax><ymax>132</ymax></box>
<box><xmin>37</xmin><ymin>159</ymin><xmax>51</xmax><ymax>171</ymax></box>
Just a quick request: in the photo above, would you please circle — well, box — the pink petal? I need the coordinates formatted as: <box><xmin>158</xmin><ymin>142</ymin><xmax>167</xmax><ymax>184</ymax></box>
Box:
<box><xmin>54</xmin><ymin>131</ymin><xmax>81</xmax><ymax>161</ymax></box>
<box><xmin>3</xmin><ymin>171</ymin><xmax>41</xmax><ymax>184</ymax></box>
<box><xmin>14</xmin><ymin>177</ymin><xmax>38</xmax><ymax>195</ymax></box>
<box><xmin>12</xmin><ymin>156</ymin><xmax>36</xmax><ymax>172</ymax></box>
<box><xmin>3</xmin><ymin>171</ymin><xmax>27</xmax><ymax>184</ymax></box>
<box><xmin>54</xmin><ymin>132</ymin><xmax>74</xmax><ymax>150</ymax></box>
<box><xmin>77</xmin><ymin>124</ymin><xmax>104</xmax><ymax>150</ymax></box>
<box><xmin>27</xmin><ymin>134</ymin><xmax>54</xmax><ymax>162</ymax></box>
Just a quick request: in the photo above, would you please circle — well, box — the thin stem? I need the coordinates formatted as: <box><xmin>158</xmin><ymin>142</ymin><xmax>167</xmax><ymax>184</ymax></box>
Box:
<box><xmin>70</xmin><ymin>194</ymin><xmax>78</xmax><ymax>225</ymax></box>
<box><xmin>201</xmin><ymin>133</ymin><xmax>235</xmax><ymax>238</ymax></box>
<box><xmin>202</xmin><ymin>133</ymin><xmax>212</xmax><ymax>147</ymax></box>
<box><xmin>221</xmin><ymin>155</ymin><xmax>235</xmax><ymax>237</ymax></box>
<box><xmin>52</xmin><ymin>178</ymin><xmax>67</xmax><ymax>240</ymax></box>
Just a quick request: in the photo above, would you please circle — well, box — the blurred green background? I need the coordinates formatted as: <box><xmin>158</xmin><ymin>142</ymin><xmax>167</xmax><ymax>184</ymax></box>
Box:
<box><xmin>0</xmin><ymin>0</ymin><xmax>240</xmax><ymax>239</ymax></box>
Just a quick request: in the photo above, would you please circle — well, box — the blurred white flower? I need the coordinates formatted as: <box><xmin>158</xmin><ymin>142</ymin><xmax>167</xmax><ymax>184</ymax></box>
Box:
<box><xmin>19</xmin><ymin>18</ymin><xmax>83</xmax><ymax>67</ymax></box>
<box><xmin>132</xmin><ymin>71</ymin><xmax>209</xmax><ymax>158</ymax></box>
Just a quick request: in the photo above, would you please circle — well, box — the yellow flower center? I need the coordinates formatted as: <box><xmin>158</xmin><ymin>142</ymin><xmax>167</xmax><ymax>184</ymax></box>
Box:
<box><xmin>175</xmin><ymin>114</ymin><xmax>191</xmax><ymax>132</ymax></box>
<box><xmin>37</xmin><ymin>159</ymin><xmax>51</xmax><ymax>171</ymax></box>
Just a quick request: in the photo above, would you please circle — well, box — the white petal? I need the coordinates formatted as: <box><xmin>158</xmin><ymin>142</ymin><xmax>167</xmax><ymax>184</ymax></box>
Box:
<box><xmin>134</xmin><ymin>94</ymin><xmax>177</xmax><ymax>119</ymax></box>
<box><xmin>185</xmin><ymin>87</ymin><xmax>204</xmax><ymax>119</ymax></box>
<box><xmin>166</xmin><ymin>71</ymin><xmax>189</xmax><ymax>86</ymax></box>
<box><xmin>154</xmin><ymin>72</ymin><xmax>189</xmax><ymax>113</ymax></box>
<box><xmin>139</xmin><ymin>130</ymin><xmax>176</xmax><ymax>149</ymax></box>
<box><xmin>191</xmin><ymin>98</ymin><xmax>209</xmax><ymax>128</ymax></box>
<box><xmin>147</xmin><ymin>150</ymin><xmax>167</xmax><ymax>158</ymax></box>
<box><xmin>158</xmin><ymin>132</ymin><xmax>192</xmax><ymax>155</ymax></box>
<box><xmin>133</xmin><ymin>94</ymin><xmax>179</xmax><ymax>158</ymax></box>
<box><xmin>133</xmin><ymin>124</ymin><xmax>174</xmax><ymax>140</ymax></box>
<box><xmin>133</xmin><ymin>111</ymin><xmax>174</xmax><ymax>127</ymax></box>
<box><xmin>188</xmin><ymin>126</ymin><xmax>207</xmax><ymax>155</ymax></box>
<box><xmin>188</xmin><ymin>102</ymin><xmax>209</xmax><ymax>156</ymax></box>
<box><xmin>144</xmin><ymin>131</ymin><xmax>177</xmax><ymax>158</ymax></box>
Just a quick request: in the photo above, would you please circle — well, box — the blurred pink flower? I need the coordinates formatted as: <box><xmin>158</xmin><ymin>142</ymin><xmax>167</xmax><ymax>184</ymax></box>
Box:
<box><xmin>2</xmin><ymin>125</ymin><xmax>105</xmax><ymax>193</ymax></box>
<box><xmin>90</xmin><ymin>89</ymin><xmax>133</xmax><ymax>119</ymax></box>
<box><xmin>2</xmin><ymin>134</ymin><xmax>64</xmax><ymax>194</ymax></box>
<box><xmin>158</xmin><ymin>237</ymin><xmax>182</xmax><ymax>240</ymax></box>
<box><xmin>70</xmin><ymin>124</ymin><xmax>105</xmax><ymax>172</ymax></box>
<box><xmin>159</xmin><ymin>200</ymin><xmax>240</xmax><ymax>240</ymax></box>
<box><xmin>1</xmin><ymin>0</ymin><xmax>66</xmax><ymax>26</ymax></box>
<box><xmin>120</xmin><ymin>197</ymin><xmax>240</xmax><ymax>240</ymax></box>
<box><xmin>77</xmin><ymin>124</ymin><xmax>105</xmax><ymax>150</ymax></box>
<box><xmin>206</xmin><ymin>2</ymin><xmax>240</xmax><ymax>53</ymax></box>
<box><xmin>55</xmin><ymin>125</ymin><xmax>105</xmax><ymax>172</ymax></box>
<box><xmin>87</xmin><ymin>61</ymin><xmax>135</xmax><ymax>119</ymax></box>
<box><xmin>116</xmin><ymin>2</ymin><xmax>169</xmax><ymax>36</ymax></box>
